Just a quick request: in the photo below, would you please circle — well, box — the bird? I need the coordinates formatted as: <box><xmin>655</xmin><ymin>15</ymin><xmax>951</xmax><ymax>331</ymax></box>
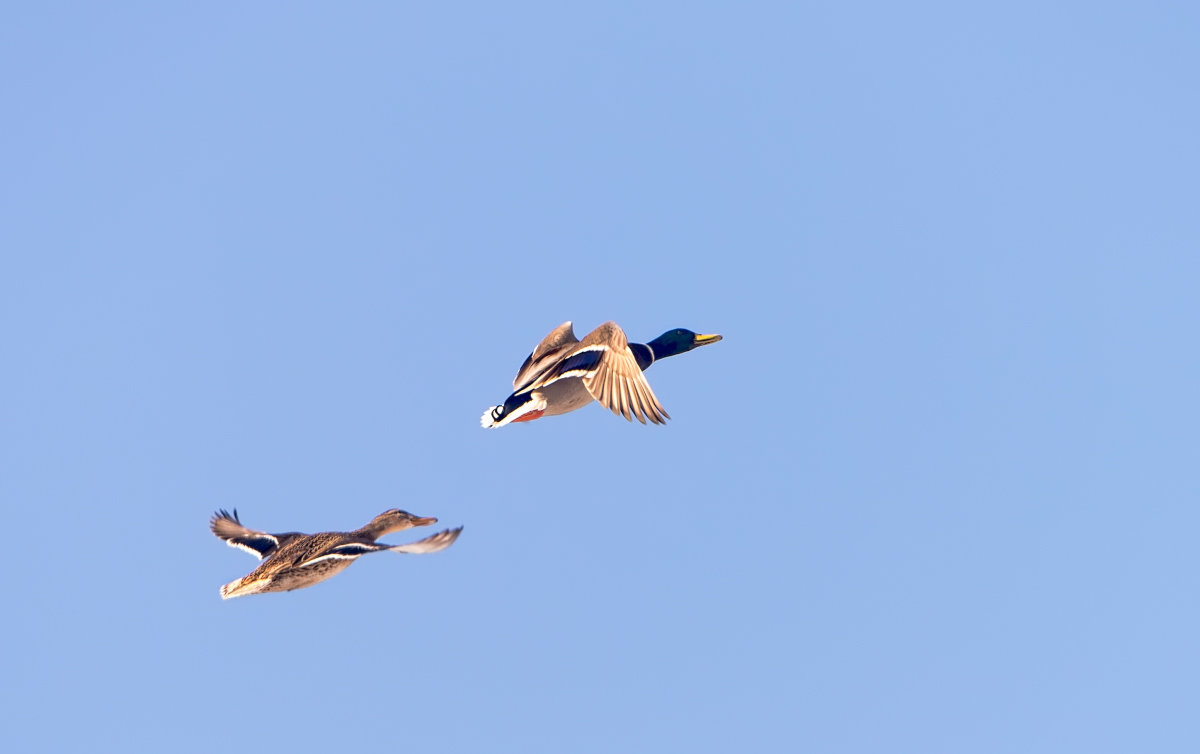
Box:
<box><xmin>481</xmin><ymin>321</ymin><xmax>722</xmax><ymax>428</ymax></box>
<box><xmin>209</xmin><ymin>508</ymin><xmax>462</xmax><ymax>599</ymax></box>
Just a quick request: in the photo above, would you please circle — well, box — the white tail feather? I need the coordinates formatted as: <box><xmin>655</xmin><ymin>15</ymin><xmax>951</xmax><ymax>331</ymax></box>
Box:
<box><xmin>480</xmin><ymin>406</ymin><xmax>502</xmax><ymax>428</ymax></box>
<box><xmin>220</xmin><ymin>577</ymin><xmax>265</xmax><ymax>600</ymax></box>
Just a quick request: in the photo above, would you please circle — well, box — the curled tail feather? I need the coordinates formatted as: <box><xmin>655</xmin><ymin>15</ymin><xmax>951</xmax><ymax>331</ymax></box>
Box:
<box><xmin>480</xmin><ymin>393</ymin><xmax>547</xmax><ymax>428</ymax></box>
<box><xmin>480</xmin><ymin>406</ymin><xmax>503</xmax><ymax>428</ymax></box>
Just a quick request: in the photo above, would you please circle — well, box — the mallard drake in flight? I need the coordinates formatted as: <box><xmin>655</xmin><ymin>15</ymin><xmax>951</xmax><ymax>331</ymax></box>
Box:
<box><xmin>481</xmin><ymin>321</ymin><xmax>722</xmax><ymax>428</ymax></box>
<box><xmin>210</xmin><ymin>509</ymin><xmax>462</xmax><ymax>599</ymax></box>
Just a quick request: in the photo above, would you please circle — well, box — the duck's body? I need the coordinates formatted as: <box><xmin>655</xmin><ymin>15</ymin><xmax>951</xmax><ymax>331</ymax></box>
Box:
<box><xmin>210</xmin><ymin>509</ymin><xmax>461</xmax><ymax>599</ymax></box>
<box><xmin>481</xmin><ymin>321</ymin><xmax>721</xmax><ymax>428</ymax></box>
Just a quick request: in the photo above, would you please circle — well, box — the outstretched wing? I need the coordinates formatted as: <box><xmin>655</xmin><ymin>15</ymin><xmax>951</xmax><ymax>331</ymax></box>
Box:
<box><xmin>210</xmin><ymin>509</ymin><xmax>283</xmax><ymax>560</ymax></box>
<box><xmin>512</xmin><ymin>321</ymin><xmax>579</xmax><ymax>391</ymax></box>
<box><xmin>574</xmin><ymin>322</ymin><xmax>669</xmax><ymax>424</ymax></box>
<box><xmin>512</xmin><ymin>322</ymin><xmax>668</xmax><ymax>424</ymax></box>
<box><xmin>384</xmin><ymin>526</ymin><xmax>464</xmax><ymax>554</ymax></box>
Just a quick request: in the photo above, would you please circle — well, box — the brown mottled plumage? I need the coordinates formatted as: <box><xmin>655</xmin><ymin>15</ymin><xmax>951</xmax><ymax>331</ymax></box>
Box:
<box><xmin>210</xmin><ymin>509</ymin><xmax>462</xmax><ymax>599</ymax></box>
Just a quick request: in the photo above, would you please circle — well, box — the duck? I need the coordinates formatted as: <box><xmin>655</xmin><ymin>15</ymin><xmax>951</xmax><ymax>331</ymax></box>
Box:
<box><xmin>210</xmin><ymin>508</ymin><xmax>462</xmax><ymax>599</ymax></box>
<box><xmin>481</xmin><ymin>321</ymin><xmax>722</xmax><ymax>428</ymax></box>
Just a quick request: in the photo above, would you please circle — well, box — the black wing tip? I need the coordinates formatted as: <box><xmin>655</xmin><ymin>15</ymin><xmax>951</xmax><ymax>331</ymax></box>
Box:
<box><xmin>211</xmin><ymin>508</ymin><xmax>240</xmax><ymax>524</ymax></box>
<box><xmin>210</xmin><ymin>508</ymin><xmax>244</xmax><ymax>538</ymax></box>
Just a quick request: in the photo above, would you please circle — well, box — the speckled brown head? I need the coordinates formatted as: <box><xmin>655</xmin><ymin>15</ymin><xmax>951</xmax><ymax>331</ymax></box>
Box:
<box><xmin>356</xmin><ymin>509</ymin><xmax>438</xmax><ymax>540</ymax></box>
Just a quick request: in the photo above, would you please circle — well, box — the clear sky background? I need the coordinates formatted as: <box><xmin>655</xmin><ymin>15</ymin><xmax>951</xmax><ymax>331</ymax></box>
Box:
<box><xmin>2</xmin><ymin>2</ymin><xmax>1197</xmax><ymax>752</ymax></box>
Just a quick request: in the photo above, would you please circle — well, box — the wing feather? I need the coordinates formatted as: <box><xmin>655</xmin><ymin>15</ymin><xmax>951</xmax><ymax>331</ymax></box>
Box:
<box><xmin>385</xmin><ymin>526</ymin><xmax>463</xmax><ymax>555</ymax></box>
<box><xmin>210</xmin><ymin>509</ymin><xmax>282</xmax><ymax>560</ymax></box>
<box><xmin>576</xmin><ymin>323</ymin><xmax>670</xmax><ymax>424</ymax></box>
<box><xmin>296</xmin><ymin>542</ymin><xmax>387</xmax><ymax>568</ymax></box>
<box><xmin>512</xmin><ymin>322</ymin><xmax>579</xmax><ymax>391</ymax></box>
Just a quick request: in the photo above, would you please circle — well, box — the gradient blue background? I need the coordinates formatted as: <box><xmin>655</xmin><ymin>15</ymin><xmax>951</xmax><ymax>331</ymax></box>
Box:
<box><xmin>2</xmin><ymin>3</ymin><xmax>1197</xmax><ymax>752</ymax></box>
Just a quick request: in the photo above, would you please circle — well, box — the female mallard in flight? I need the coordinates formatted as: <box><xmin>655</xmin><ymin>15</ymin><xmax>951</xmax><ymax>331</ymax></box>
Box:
<box><xmin>210</xmin><ymin>509</ymin><xmax>462</xmax><ymax>599</ymax></box>
<box><xmin>481</xmin><ymin>321</ymin><xmax>722</xmax><ymax>428</ymax></box>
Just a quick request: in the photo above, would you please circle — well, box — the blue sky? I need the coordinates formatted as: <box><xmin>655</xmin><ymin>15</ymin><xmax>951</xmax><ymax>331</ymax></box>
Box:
<box><xmin>2</xmin><ymin>2</ymin><xmax>1198</xmax><ymax>752</ymax></box>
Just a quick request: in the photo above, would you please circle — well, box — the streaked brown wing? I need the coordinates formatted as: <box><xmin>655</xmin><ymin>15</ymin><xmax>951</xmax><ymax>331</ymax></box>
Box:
<box><xmin>578</xmin><ymin>322</ymin><xmax>670</xmax><ymax>424</ymax></box>
<box><xmin>385</xmin><ymin>526</ymin><xmax>464</xmax><ymax>554</ymax></box>
<box><xmin>512</xmin><ymin>321</ymin><xmax>579</xmax><ymax>391</ymax></box>
<box><xmin>210</xmin><ymin>509</ymin><xmax>283</xmax><ymax>560</ymax></box>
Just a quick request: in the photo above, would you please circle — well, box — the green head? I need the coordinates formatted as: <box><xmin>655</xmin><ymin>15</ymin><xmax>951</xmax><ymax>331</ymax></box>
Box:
<box><xmin>646</xmin><ymin>328</ymin><xmax>723</xmax><ymax>360</ymax></box>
